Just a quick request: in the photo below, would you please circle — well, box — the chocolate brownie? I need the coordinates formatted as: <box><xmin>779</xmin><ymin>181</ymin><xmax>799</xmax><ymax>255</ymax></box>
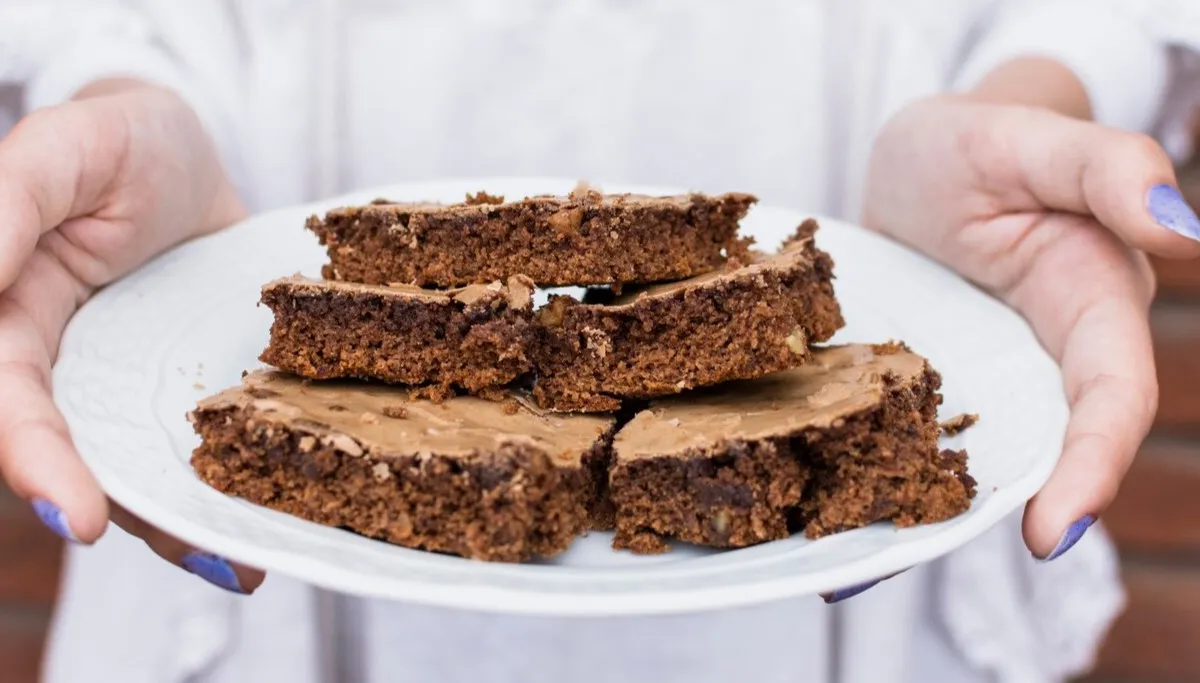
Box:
<box><xmin>189</xmin><ymin>371</ymin><xmax>615</xmax><ymax>562</ymax></box>
<box><xmin>531</xmin><ymin>221</ymin><xmax>844</xmax><ymax>412</ymax></box>
<box><xmin>258</xmin><ymin>275</ymin><xmax>535</xmax><ymax>395</ymax></box>
<box><xmin>607</xmin><ymin>343</ymin><xmax>975</xmax><ymax>553</ymax></box>
<box><xmin>307</xmin><ymin>186</ymin><xmax>757</xmax><ymax>288</ymax></box>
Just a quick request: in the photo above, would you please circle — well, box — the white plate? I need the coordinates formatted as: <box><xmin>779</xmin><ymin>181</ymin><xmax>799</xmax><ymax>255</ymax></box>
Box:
<box><xmin>54</xmin><ymin>177</ymin><xmax>1067</xmax><ymax>616</ymax></box>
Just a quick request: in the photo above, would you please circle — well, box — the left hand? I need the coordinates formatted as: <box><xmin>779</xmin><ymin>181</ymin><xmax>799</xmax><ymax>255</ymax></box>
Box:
<box><xmin>824</xmin><ymin>93</ymin><xmax>1200</xmax><ymax>604</ymax></box>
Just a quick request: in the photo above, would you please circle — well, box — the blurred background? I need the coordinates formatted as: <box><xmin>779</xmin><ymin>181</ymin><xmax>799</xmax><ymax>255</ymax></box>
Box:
<box><xmin>0</xmin><ymin>22</ymin><xmax>1197</xmax><ymax>683</ymax></box>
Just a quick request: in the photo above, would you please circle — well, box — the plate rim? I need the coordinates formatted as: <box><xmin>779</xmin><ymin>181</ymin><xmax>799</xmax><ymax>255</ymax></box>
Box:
<box><xmin>54</xmin><ymin>176</ymin><xmax>1066</xmax><ymax>616</ymax></box>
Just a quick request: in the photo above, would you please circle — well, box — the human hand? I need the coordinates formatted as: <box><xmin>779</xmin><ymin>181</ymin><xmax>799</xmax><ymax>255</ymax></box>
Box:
<box><xmin>860</xmin><ymin>93</ymin><xmax>1198</xmax><ymax>568</ymax></box>
<box><xmin>0</xmin><ymin>79</ymin><xmax>262</xmax><ymax>593</ymax></box>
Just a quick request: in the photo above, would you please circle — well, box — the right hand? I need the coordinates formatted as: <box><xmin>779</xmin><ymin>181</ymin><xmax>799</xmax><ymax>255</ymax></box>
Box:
<box><xmin>0</xmin><ymin>79</ymin><xmax>263</xmax><ymax>593</ymax></box>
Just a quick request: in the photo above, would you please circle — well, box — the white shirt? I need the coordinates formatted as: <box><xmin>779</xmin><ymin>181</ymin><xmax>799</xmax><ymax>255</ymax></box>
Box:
<box><xmin>3</xmin><ymin>1</ymin><xmax>1198</xmax><ymax>682</ymax></box>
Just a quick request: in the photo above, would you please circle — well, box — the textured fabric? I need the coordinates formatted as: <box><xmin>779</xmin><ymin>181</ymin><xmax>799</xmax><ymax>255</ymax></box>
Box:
<box><xmin>938</xmin><ymin>516</ymin><xmax>1125</xmax><ymax>683</ymax></box>
<box><xmin>952</xmin><ymin>0</ymin><xmax>1168</xmax><ymax>133</ymax></box>
<box><xmin>2</xmin><ymin>0</ymin><xmax>1189</xmax><ymax>681</ymax></box>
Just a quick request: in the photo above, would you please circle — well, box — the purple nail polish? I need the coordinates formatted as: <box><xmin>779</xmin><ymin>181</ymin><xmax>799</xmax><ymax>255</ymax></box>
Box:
<box><xmin>1148</xmin><ymin>184</ymin><xmax>1200</xmax><ymax>240</ymax></box>
<box><xmin>1041</xmin><ymin>515</ymin><xmax>1096</xmax><ymax>562</ymax></box>
<box><xmin>821</xmin><ymin>568</ymin><xmax>911</xmax><ymax>604</ymax></box>
<box><xmin>823</xmin><ymin>579</ymin><xmax>882</xmax><ymax>604</ymax></box>
<box><xmin>181</xmin><ymin>551</ymin><xmax>246</xmax><ymax>594</ymax></box>
<box><xmin>31</xmin><ymin>498</ymin><xmax>79</xmax><ymax>543</ymax></box>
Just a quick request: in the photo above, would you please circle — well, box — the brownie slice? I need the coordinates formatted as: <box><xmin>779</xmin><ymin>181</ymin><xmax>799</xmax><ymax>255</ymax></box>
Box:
<box><xmin>189</xmin><ymin>371</ymin><xmax>615</xmax><ymax>562</ymax></box>
<box><xmin>258</xmin><ymin>275</ymin><xmax>535</xmax><ymax>396</ymax></box>
<box><xmin>531</xmin><ymin>221</ymin><xmax>844</xmax><ymax>412</ymax></box>
<box><xmin>607</xmin><ymin>343</ymin><xmax>976</xmax><ymax>553</ymax></box>
<box><xmin>307</xmin><ymin>186</ymin><xmax>757</xmax><ymax>288</ymax></box>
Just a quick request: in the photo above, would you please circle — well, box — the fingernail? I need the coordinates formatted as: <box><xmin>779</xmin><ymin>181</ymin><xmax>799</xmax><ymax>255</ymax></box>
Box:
<box><xmin>822</xmin><ymin>579</ymin><xmax>882</xmax><ymax>604</ymax></box>
<box><xmin>31</xmin><ymin>498</ymin><xmax>79</xmax><ymax>543</ymax></box>
<box><xmin>1148</xmin><ymin>184</ymin><xmax>1200</xmax><ymax>240</ymax></box>
<box><xmin>1041</xmin><ymin>515</ymin><xmax>1096</xmax><ymax>562</ymax></box>
<box><xmin>181</xmin><ymin>551</ymin><xmax>246</xmax><ymax>594</ymax></box>
<box><xmin>821</xmin><ymin>568</ymin><xmax>912</xmax><ymax>604</ymax></box>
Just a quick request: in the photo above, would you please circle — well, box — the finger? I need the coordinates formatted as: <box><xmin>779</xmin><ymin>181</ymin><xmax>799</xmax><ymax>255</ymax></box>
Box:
<box><xmin>0</xmin><ymin>298</ymin><xmax>108</xmax><ymax>543</ymax></box>
<box><xmin>0</xmin><ymin>99</ymin><xmax>129</xmax><ymax>292</ymax></box>
<box><xmin>1022</xmin><ymin>297</ymin><xmax>1155</xmax><ymax>558</ymax></box>
<box><xmin>987</xmin><ymin>106</ymin><xmax>1200</xmax><ymax>258</ymax></box>
<box><xmin>997</xmin><ymin>217</ymin><xmax>1156</xmax><ymax>557</ymax></box>
<box><xmin>110</xmin><ymin>503</ymin><xmax>265</xmax><ymax>594</ymax></box>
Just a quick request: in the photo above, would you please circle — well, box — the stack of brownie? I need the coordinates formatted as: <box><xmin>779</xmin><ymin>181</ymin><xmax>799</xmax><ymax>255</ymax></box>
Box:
<box><xmin>189</xmin><ymin>184</ymin><xmax>976</xmax><ymax>562</ymax></box>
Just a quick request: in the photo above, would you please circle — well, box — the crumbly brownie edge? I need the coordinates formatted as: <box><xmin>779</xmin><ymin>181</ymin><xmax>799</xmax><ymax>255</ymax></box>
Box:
<box><xmin>793</xmin><ymin>364</ymin><xmax>978</xmax><ymax>538</ymax></box>
<box><xmin>258</xmin><ymin>284</ymin><xmax>535</xmax><ymax>394</ymax></box>
<box><xmin>189</xmin><ymin>404</ymin><xmax>592</xmax><ymax>562</ymax></box>
<box><xmin>581</xmin><ymin>425</ymin><xmax>619</xmax><ymax>531</ymax></box>
<box><xmin>607</xmin><ymin>356</ymin><xmax>976</xmax><ymax>552</ymax></box>
<box><xmin>609</xmin><ymin>437</ymin><xmax>809</xmax><ymax>553</ymax></box>
<box><xmin>308</xmin><ymin>193</ymin><xmax>756</xmax><ymax>288</ymax></box>
<box><xmin>531</xmin><ymin>240</ymin><xmax>843</xmax><ymax>412</ymax></box>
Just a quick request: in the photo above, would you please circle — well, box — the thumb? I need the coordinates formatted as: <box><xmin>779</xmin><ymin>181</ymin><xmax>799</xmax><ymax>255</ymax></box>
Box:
<box><xmin>987</xmin><ymin>106</ymin><xmax>1200</xmax><ymax>259</ymax></box>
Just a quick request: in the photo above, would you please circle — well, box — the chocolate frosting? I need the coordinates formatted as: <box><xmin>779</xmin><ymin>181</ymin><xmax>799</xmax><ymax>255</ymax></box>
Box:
<box><xmin>613</xmin><ymin>344</ymin><xmax>927</xmax><ymax>460</ymax></box>
<box><xmin>326</xmin><ymin>191</ymin><xmax>756</xmax><ymax>223</ymax></box>
<box><xmin>192</xmin><ymin>371</ymin><xmax>612</xmax><ymax>466</ymax></box>
<box><xmin>262</xmin><ymin>274</ymin><xmax>534</xmax><ymax>310</ymax></box>
<box><xmin>605</xmin><ymin>231</ymin><xmax>814</xmax><ymax>307</ymax></box>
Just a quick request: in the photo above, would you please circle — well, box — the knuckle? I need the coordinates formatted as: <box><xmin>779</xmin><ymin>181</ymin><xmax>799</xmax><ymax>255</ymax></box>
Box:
<box><xmin>1110</xmin><ymin>371</ymin><xmax>1159</xmax><ymax>428</ymax></box>
<box><xmin>958</xmin><ymin>109</ymin><xmax>1024</xmax><ymax>188</ymax></box>
<box><xmin>957</xmin><ymin>110</ymin><xmax>1004</xmax><ymax>160</ymax></box>
<box><xmin>1094</xmin><ymin>469</ymin><xmax>1122</xmax><ymax>509</ymax></box>
<box><xmin>1076</xmin><ymin>371</ymin><xmax>1158</xmax><ymax>427</ymax></box>
<box><xmin>0</xmin><ymin>358</ymin><xmax>50</xmax><ymax>393</ymax></box>
<box><xmin>1064</xmin><ymin>432</ymin><xmax>1124</xmax><ymax>503</ymax></box>
<box><xmin>1139</xmin><ymin>376</ymin><xmax>1159</xmax><ymax>424</ymax></box>
<box><xmin>1120</xmin><ymin>132</ymin><xmax>1169</xmax><ymax>167</ymax></box>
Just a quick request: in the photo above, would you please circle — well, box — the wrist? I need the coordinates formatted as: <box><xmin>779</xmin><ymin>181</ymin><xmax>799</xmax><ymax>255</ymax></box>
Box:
<box><xmin>71</xmin><ymin>77</ymin><xmax>157</xmax><ymax>102</ymax></box>
<box><xmin>966</xmin><ymin>57</ymin><xmax>1093</xmax><ymax>121</ymax></box>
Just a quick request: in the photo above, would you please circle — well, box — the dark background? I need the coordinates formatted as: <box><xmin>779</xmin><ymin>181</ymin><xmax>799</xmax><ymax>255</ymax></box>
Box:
<box><xmin>3</xmin><ymin>166</ymin><xmax>1200</xmax><ymax>683</ymax></box>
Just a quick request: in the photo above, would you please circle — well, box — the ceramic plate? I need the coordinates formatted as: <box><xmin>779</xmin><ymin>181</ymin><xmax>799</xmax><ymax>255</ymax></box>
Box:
<box><xmin>53</xmin><ymin>178</ymin><xmax>1067</xmax><ymax>616</ymax></box>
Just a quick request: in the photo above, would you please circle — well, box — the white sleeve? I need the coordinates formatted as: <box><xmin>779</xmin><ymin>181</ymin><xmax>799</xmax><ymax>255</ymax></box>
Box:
<box><xmin>0</xmin><ymin>1</ymin><xmax>243</xmax><ymax>188</ymax></box>
<box><xmin>952</xmin><ymin>0</ymin><xmax>1170</xmax><ymax>135</ymax></box>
